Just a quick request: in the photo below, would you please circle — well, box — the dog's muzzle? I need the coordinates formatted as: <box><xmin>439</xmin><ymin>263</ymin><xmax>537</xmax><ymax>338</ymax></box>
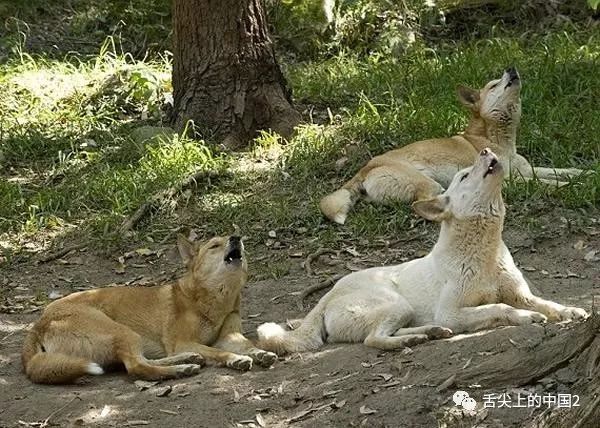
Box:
<box><xmin>224</xmin><ymin>236</ymin><xmax>243</xmax><ymax>264</ymax></box>
<box><xmin>505</xmin><ymin>66</ymin><xmax>520</xmax><ymax>88</ymax></box>
<box><xmin>481</xmin><ymin>148</ymin><xmax>502</xmax><ymax>178</ymax></box>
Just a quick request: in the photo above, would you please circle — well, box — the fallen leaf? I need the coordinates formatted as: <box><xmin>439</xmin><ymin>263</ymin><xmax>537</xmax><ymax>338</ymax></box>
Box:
<box><xmin>135</xmin><ymin>248</ymin><xmax>154</xmax><ymax>257</ymax></box>
<box><xmin>359</xmin><ymin>405</ymin><xmax>377</xmax><ymax>415</ymax></box>
<box><xmin>574</xmin><ymin>240</ymin><xmax>586</xmax><ymax>250</ymax></box>
<box><xmin>268</xmin><ymin>230</ymin><xmax>277</xmax><ymax>238</ymax></box>
<box><xmin>256</xmin><ymin>413</ymin><xmax>266</xmax><ymax>427</ymax></box>
<box><xmin>436</xmin><ymin>374</ymin><xmax>456</xmax><ymax>392</ymax></box>
<box><xmin>462</xmin><ymin>357</ymin><xmax>473</xmax><ymax>369</ymax></box>
<box><xmin>233</xmin><ymin>390</ymin><xmax>240</xmax><ymax>402</ymax></box>
<box><xmin>375</xmin><ymin>373</ymin><xmax>393</xmax><ymax>382</ymax></box>
<box><xmin>584</xmin><ymin>250</ymin><xmax>599</xmax><ymax>262</ymax></box>
<box><xmin>344</xmin><ymin>247</ymin><xmax>360</xmax><ymax>257</ymax></box>
<box><xmin>322</xmin><ymin>389</ymin><xmax>342</xmax><ymax>398</ymax></box>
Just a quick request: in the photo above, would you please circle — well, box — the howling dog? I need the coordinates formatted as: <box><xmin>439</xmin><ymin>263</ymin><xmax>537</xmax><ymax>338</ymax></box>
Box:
<box><xmin>22</xmin><ymin>235</ymin><xmax>277</xmax><ymax>384</ymax></box>
<box><xmin>258</xmin><ymin>149</ymin><xmax>587</xmax><ymax>353</ymax></box>
<box><xmin>320</xmin><ymin>67</ymin><xmax>586</xmax><ymax>224</ymax></box>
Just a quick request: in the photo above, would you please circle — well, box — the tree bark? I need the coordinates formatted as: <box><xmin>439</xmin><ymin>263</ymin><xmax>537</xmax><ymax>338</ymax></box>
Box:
<box><xmin>454</xmin><ymin>313</ymin><xmax>600</xmax><ymax>427</ymax></box>
<box><xmin>171</xmin><ymin>0</ymin><xmax>301</xmax><ymax>148</ymax></box>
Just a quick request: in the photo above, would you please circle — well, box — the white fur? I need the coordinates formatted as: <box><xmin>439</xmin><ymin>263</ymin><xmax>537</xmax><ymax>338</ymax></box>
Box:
<box><xmin>86</xmin><ymin>363</ymin><xmax>104</xmax><ymax>375</ymax></box>
<box><xmin>259</xmin><ymin>150</ymin><xmax>588</xmax><ymax>354</ymax></box>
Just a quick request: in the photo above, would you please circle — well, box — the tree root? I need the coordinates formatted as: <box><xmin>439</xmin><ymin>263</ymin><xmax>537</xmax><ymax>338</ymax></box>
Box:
<box><xmin>303</xmin><ymin>247</ymin><xmax>337</xmax><ymax>276</ymax></box>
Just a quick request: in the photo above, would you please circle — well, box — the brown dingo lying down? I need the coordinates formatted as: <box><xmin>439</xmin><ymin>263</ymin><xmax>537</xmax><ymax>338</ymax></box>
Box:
<box><xmin>320</xmin><ymin>67</ymin><xmax>587</xmax><ymax>224</ymax></box>
<box><xmin>258</xmin><ymin>149</ymin><xmax>587</xmax><ymax>354</ymax></box>
<box><xmin>22</xmin><ymin>235</ymin><xmax>277</xmax><ymax>384</ymax></box>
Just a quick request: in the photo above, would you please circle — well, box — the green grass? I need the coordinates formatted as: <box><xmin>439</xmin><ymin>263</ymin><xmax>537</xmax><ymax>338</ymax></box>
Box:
<box><xmin>0</xmin><ymin>24</ymin><xmax>599</xmax><ymax>260</ymax></box>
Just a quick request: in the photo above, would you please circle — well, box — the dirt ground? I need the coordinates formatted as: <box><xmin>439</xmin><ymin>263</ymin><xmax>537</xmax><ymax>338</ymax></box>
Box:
<box><xmin>1</xmin><ymin>207</ymin><xmax>599</xmax><ymax>428</ymax></box>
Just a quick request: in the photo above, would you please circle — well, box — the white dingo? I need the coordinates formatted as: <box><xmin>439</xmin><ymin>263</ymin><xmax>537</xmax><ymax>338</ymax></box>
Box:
<box><xmin>259</xmin><ymin>149</ymin><xmax>587</xmax><ymax>353</ymax></box>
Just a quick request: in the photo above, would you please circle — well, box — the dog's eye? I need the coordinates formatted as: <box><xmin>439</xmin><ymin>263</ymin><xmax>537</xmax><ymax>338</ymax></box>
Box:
<box><xmin>460</xmin><ymin>173</ymin><xmax>469</xmax><ymax>182</ymax></box>
<box><xmin>209</xmin><ymin>243</ymin><xmax>220</xmax><ymax>249</ymax></box>
<box><xmin>490</xmin><ymin>83</ymin><xmax>498</xmax><ymax>89</ymax></box>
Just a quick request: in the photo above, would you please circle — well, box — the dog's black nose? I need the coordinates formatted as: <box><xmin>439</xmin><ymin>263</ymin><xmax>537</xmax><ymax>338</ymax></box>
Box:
<box><xmin>505</xmin><ymin>66</ymin><xmax>518</xmax><ymax>80</ymax></box>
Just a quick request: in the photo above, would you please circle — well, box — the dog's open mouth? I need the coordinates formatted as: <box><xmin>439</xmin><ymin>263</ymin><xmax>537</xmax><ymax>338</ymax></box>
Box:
<box><xmin>224</xmin><ymin>247</ymin><xmax>242</xmax><ymax>264</ymax></box>
<box><xmin>483</xmin><ymin>158</ymin><xmax>499</xmax><ymax>178</ymax></box>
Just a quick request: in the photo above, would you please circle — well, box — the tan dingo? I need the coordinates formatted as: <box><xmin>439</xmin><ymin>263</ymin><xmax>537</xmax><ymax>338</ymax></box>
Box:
<box><xmin>22</xmin><ymin>235</ymin><xmax>276</xmax><ymax>384</ymax></box>
<box><xmin>258</xmin><ymin>149</ymin><xmax>587</xmax><ymax>354</ymax></box>
<box><xmin>320</xmin><ymin>67</ymin><xmax>586</xmax><ymax>224</ymax></box>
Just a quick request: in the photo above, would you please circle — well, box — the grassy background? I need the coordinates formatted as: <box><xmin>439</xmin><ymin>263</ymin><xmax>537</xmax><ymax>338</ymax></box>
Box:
<box><xmin>0</xmin><ymin>1</ymin><xmax>598</xmax><ymax>261</ymax></box>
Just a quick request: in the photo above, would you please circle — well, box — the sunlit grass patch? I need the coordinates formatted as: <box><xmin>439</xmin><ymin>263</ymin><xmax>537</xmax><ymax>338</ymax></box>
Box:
<box><xmin>1</xmin><ymin>26</ymin><xmax>599</xmax><ymax>254</ymax></box>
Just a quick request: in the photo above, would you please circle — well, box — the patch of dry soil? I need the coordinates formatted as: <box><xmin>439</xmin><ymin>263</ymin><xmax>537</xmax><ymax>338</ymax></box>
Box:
<box><xmin>1</xmin><ymin>210</ymin><xmax>598</xmax><ymax>427</ymax></box>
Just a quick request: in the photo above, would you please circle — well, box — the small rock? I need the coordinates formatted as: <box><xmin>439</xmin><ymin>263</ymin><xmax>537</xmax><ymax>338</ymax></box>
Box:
<box><xmin>268</xmin><ymin>230</ymin><xmax>277</xmax><ymax>238</ymax></box>
<box><xmin>134</xmin><ymin>380</ymin><xmax>158</xmax><ymax>391</ymax></box>
<box><xmin>155</xmin><ymin>385</ymin><xmax>172</xmax><ymax>397</ymax></box>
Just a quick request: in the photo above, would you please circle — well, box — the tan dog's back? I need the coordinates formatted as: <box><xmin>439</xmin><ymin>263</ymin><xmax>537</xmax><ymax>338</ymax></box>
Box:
<box><xmin>320</xmin><ymin>69</ymin><xmax>523</xmax><ymax>224</ymax></box>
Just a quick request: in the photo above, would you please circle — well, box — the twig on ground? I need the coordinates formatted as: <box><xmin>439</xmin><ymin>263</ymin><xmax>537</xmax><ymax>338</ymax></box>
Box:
<box><xmin>297</xmin><ymin>274</ymin><xmax>345</xmax><ymax>310</ymax></box>
<box><xmin>36</xmin><ymin>243</ymin><xmax>87</xmax><ymax>264</ymax></box>
<box><xmin>39</xmin><ymin>395</ymin><xmax>80</xmax><ymax>427</ymax></box>
<box><xmin>286</xmin><ymin>401</ymin><xmax>336</xmax><ymax>423</ymax></box>
<box><xmin>119</xmin><ymin>169</ymin><xmax>226</xmax><ymax>233</ymax></box>
<box><xmin>304</xmin><ymin>247</ymin><xmax>337</xmax><ymax>276</ymax></box>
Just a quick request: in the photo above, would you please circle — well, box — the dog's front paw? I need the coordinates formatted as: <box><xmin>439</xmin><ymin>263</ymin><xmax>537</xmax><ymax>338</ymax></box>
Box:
<box><xmin>250</xmin><ymin>349</ymin><xmax>278</xmax><ymax>367</ymax></box>
<box><xmin>226</xmin><ymin>354</ymin><xmax>253</xmax><ymax>371</ymax></box>
<box><xmin>424</xmin><ymin>326</ymin><xmax>453</xmax><ymax>339</ymax></box>
<box><xmin>175</xmin><ymin>363</ymin><xmax>203</xmax><ymax>377</ymax></box>
<box><xmin>557</xmin><ymin>306</ymin><xmax>588</xmax><ymax>322</ymax></box>
<box><xmin>515</xmin><ymin>310</ymin><xmax>547</xmax><ymax>325</ymax></box>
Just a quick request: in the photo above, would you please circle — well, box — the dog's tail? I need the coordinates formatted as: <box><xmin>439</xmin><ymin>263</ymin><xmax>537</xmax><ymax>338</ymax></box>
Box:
<box><xmin>257</xmin><ymin>297</ymin><xmax>329</xmax><ymax>355</ymax></box>
<box><xmin>319</xmin><ymin>172</ymin><xmax>365</xmax><ymax>225</ymax></box>
<box><xmin>22</xmin><ymin>330</ymin><xmax>104</xmax><ymax>384</ymax></box>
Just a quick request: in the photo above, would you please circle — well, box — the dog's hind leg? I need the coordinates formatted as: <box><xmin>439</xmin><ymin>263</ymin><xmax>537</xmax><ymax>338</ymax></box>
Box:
<box><xmin>393</xmin><ymin>325</ymin><xmax>453</xmax><ymax>339</ymax></box>
<box><xmin>362</xmin><ymin>163</ymin><xmax>444</xmax><ymax>204</ymax></box>
<box><xmin>326</xmin><ymin>293</ymin><xmax>431</xmax><ymax>350</ymax></box>
<box><xmin>362</xmin><ymin>302</ymin><xmax>428</xmax><ymax>350</ymax></box>
<box><xmin>114</xmin><ymin>332</ymin><xmax>203</xmax><ymax>380</ymax></box>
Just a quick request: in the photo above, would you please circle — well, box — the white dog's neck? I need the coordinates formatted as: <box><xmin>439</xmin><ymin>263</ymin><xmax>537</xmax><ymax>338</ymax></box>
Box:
<box><xmin>465</xmin><ymin>116</ymin><xmax>518</xmax><ymax>156</ymax></box>
<box><xmin>430</xmin><ymin>215</ymin><xmax>505</xmax><ymax>276</ymax></box>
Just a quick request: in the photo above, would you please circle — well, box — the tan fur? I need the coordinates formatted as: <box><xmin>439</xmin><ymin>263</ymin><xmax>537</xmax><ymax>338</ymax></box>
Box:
<box><xmin>321</xmin><ymin>68</ymin><xmax>587</xmax><ymax>224</ymax></box>
<box><xmin>22</xmin><ymin>235</ymin><xmax>277</xmax><ymax>384</ymax></box>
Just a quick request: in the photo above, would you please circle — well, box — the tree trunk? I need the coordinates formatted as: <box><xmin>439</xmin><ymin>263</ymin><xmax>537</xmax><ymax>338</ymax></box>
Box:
<box><xmin>171</xmin><ymin>0</ymin><xmax>301</xmax><ymax>148</ymax></box>
<box><xmin>454</xmin><ymin>313</ymin><xmax>600</xmax><ymax>427</ymax></box>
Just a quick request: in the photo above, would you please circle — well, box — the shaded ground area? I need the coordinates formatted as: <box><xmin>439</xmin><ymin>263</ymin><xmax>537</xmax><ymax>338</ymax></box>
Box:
<box><xmin>1</xmin><ymin>207</ymin><xmax>598</xmax><ymax>427</ymax></box>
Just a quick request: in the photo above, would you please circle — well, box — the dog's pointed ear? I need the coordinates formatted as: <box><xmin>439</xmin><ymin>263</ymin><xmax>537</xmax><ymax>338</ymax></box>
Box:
<box><xmin>177</xmin><ymin>234</ymin><xmax>196</xmax><ymax>266</ymax></box>
<box><xmin>412</xmin><ymin>195</ymin><xmax>450</xmax><ymax>222</ymax></box>
<box><xmin>457</xmin><ymin>85</ymin><xmax>480</xmax><ymax>109</ymax></box>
